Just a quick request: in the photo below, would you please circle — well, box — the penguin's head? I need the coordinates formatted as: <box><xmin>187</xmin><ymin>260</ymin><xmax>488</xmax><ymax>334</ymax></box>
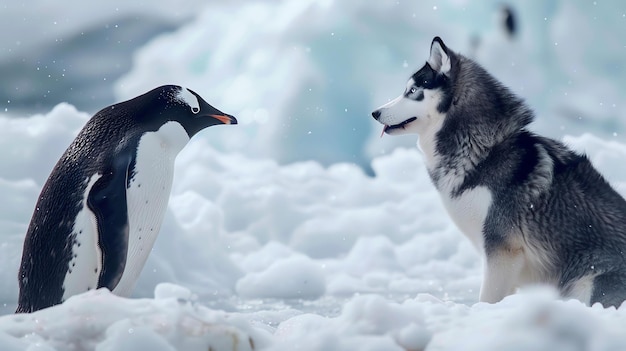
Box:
<box><xmin>137</xmin><ymin>85</ymin><xmax>238</xmax><ymax>138</ymax></box>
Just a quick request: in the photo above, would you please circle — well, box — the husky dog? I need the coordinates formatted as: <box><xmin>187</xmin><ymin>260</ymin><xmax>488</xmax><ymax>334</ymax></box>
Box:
<box><xmin>372</xmin><ymin>37</ymin><xmax>626</xmax><ymax>307</ymax></box>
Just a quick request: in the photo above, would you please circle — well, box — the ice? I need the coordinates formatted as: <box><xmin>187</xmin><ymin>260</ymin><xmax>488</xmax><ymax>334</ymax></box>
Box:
<box><xmin>112</xmin><ymin>0</ymin><xmax>626</xmax><ymax>170</ymax></box>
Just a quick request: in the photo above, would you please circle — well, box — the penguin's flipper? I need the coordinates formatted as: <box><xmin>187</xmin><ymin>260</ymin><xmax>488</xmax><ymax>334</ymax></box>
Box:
<box><xmin>87</xmin><ymin>155</ymin><xmax>132</xmax><ymax>291</ymax></box>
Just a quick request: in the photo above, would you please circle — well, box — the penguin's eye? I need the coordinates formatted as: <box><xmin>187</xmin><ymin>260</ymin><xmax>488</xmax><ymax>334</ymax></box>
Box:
<box><xmin>191</xmin><ymin>107</ymin><xmax>200</xmax><ymax>114</ymax></box>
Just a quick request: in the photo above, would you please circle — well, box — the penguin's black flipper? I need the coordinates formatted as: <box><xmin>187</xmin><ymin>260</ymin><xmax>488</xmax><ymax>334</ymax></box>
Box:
<box><xmin>87</xmin><ymin>154</ymin><xmax>132</xmax><ymax>291</ymax></box>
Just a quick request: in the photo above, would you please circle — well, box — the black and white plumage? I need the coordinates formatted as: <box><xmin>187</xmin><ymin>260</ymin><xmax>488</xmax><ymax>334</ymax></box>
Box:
<box><xmin>16</xmin><ymin>85</ymin><xmax>236</xmax><ymax>313</ymax></box>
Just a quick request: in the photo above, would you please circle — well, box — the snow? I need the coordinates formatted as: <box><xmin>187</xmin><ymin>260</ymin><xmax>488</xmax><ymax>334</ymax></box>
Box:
<box><xmin>1</xmin><ymin>0</ymin><xmax>626</xmax><ymax>350</ymax></box>
<box><xmin>1</xmin><ymin>100</ymin><xmax>626</xmax><ymax>350</ymax></box>
<box><xmin>0</xmin><ymin>287</ymin><xmax>259</xmax><ymax>351</ymax></box>
<box><xmin>236</xmin><ymin>254</ymin><xmax>326</xmax><ymax>300</ymax></box>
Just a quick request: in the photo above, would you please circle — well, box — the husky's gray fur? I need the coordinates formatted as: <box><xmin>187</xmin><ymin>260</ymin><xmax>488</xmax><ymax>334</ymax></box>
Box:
<box><xmin>372</xmin><ymin>37</ymin><xmax>626</xmax><ymax>307</ymax></box>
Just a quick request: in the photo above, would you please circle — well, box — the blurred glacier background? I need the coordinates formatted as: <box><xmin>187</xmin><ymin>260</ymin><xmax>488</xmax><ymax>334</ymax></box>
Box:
<box><xmin>1</xmin><ymin>0</ymin><xmax>625</xmax><ymax>172</ymax></box>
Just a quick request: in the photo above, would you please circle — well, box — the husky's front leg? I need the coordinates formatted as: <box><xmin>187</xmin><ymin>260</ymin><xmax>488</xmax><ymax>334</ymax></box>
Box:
<box><xmin>479</xmin><ymin>248</ymin><xmax>526</xmax><ymax>303</ymax></box>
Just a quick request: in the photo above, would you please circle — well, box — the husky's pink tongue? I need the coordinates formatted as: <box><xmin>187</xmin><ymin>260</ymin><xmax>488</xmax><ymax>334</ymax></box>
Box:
<box><xmin>380</xmin><ymin>125</ymin><xmax>387</xmax><ymax>138</ymax></box>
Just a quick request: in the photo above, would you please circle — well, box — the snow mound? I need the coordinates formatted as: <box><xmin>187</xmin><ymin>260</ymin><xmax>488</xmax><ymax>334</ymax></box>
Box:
<box><xmin>0</xmin><ymin>285</ymin><xmax>258</xmax><ymax>351</ymax></box>
<box><xmin>1</xmin><ymin>103</ymin><xmax>626</xmax><ymax>350</ymax></box>
<box><xmin>236</xmin><ymin>255</ymin><xmax>326</xmax><ymax>299</ymax></box>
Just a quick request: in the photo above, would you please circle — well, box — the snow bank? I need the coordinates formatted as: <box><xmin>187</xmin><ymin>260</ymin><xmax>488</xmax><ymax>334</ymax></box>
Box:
<box><xmin>0</xmin><ymin>285</ymin><xmax>259</xmax><ymax>351</ymax></box>
<box><xmin>4</xmin><ymin>284</ymin><xmax>626</xmax><ymax>350</ymax></box>
<box><xmin>1</xmin><ymin>103</ymin><xmax>626</xmax><ymax>349</ymax></box>
<box><xmin>236</xmin><ymin>255</ymin><xmax>325</xmax><ymax>299</ymax></box>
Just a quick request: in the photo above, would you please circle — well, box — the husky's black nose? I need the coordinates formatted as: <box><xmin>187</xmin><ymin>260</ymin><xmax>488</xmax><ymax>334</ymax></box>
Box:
<box><xmin>371</xmin><ymin>110</ymin><xmax>381</xmax><ymax>120</ymax></box>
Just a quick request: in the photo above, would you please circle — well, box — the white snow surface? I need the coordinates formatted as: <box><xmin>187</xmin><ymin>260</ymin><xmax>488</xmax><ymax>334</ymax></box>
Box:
<box><xmin>1</xmin><ymin>102</ymin><xmax>626</xmax><ymax>350</ymax></box>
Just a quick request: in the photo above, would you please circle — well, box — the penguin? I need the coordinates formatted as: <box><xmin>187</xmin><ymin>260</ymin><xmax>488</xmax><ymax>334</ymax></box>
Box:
<box><xmin>500</xmin><ymin>4</ymin><xmax>517</xmax><ymax>39</ymax></box>
<box><xmin>16</xmin><ymin>85</ymin><xmax>237</xmax><ymax>313</ymax></box>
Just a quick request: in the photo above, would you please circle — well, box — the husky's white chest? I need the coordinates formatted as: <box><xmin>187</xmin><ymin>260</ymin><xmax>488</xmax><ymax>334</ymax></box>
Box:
<box><xmin>439</xmin><ymin>185</ymin><xmax>492</xmax><ymax>252</ymax></box>
<box><xmin>113</xmin><ymin>121</ymin><xmax>189</xmax><ymax>296</ymax></box>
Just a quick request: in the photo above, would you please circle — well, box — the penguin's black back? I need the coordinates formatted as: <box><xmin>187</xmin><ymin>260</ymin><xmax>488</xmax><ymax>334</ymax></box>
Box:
<box><xmin>16</xmin><ymin>97</ymin><xmax>143</xmax><ymax>312</ymax></box>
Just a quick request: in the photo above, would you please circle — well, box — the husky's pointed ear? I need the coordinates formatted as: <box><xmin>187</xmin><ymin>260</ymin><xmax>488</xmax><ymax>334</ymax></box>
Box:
<box><xmin>428</xmin><ymin>37</ymin><xmax>451</xmax><ymax>76</ymax></box>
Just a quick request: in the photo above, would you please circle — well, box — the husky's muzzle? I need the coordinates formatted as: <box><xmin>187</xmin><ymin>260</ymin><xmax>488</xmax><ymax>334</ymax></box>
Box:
<box><xmin>372</xmin><ymin>109</ymin><xmax>417</xmax><ymax>136</ymax></box>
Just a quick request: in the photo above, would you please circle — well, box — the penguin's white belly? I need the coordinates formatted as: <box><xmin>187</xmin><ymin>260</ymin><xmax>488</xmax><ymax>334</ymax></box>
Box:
<box><xmin>113</xmin><ymin>121</ymin><xmax>190</xmax><ymax>296</ymax></box>
<box><xmin>62</xmin><ymin>174</ymin><xmax>103</xmax><ymax>300</ymax></box>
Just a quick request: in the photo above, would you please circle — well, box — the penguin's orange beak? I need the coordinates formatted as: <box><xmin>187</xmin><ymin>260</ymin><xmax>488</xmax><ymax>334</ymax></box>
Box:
<box><xmin>210</xmin><ymin>114</ymin><xmax>238</xmax><ymax>125</ymax></box>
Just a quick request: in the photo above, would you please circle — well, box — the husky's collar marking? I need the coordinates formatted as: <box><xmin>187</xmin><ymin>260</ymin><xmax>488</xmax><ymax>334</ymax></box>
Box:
<box><xmin>372</xmin><ymin>36</ymin><xmax>626</xmax><ymax>308</ymax></box>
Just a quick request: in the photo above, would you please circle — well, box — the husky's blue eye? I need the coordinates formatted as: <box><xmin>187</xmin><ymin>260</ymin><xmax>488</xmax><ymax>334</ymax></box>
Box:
<box><xmin>410</xmin><ymin>87</ymin><xmax>417</xmax><ymax>94</ymax></box>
